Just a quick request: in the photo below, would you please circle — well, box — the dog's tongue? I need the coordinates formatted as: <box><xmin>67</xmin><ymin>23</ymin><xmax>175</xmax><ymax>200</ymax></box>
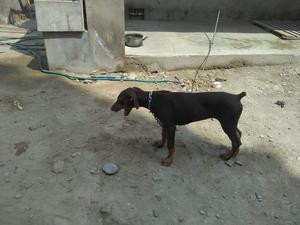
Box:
<box><xmin>124</xmin><ymin>108</ymin><xmax>129</xmax><ymax>116</ymax></box>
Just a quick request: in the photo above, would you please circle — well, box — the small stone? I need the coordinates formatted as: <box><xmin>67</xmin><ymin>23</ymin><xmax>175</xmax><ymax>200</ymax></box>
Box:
<box><xmin>51</xmin><ymin>159</ymin><xmax>64</xmax><ymax>174</ymax></box>
<box><xmin>283</xmin><ymin>193</ymin><xmax>287</xmax><ymax>197</ymax></box>
<box><xmin>178</xmin><ymin>217</ymin><xmax>184</xmax><ymax>223</ymax></box>
<box><xmin>212</xmin><ymin>81</ymin><xmax>222</xmax><ymax>89</ymax></box>
<box><xmin>12</xmin><ymin>99</ymin><xmax>24</xmax><ymax>110</ymax></box>
<box><xmin>71</xmin><ymin>151</ymin><xmax>81</xmax><ymax>158</ymax></box>
<box><xmin>235</xmin><ymin>160</ymin><xmax>243</xmax><ymax>166</ymax></box>
<box><xmin>89</xmin><ymin>168</ymin><xmax>97</xmax><ymax>174</ymax></box>
<box><xmin>255</xmin><ymin>192</ymin><xmax>263</xmax><ymax>202</ymax></box>
<box><xmin>99</xmin><ymin>204</ymin><xmax>112</xmax><ymax>217</ymax></box>
<box><xmin>199</xmin><ymin>210</ymin><xmax>205</xmax><ymax>215</ymax></box>
<box><xmin>296</xmin><ymin>156</ymin><xmax>300</xmax><ymax>161</ymax></box>
<box><xmin>275</xmin><ymin>100</ymin><xmax>286</xmax><ymax>108</ymax></box>
<box><xmin>14</xmin><ymin>142</ymin><xmax>30</xmax><ymax>156</ymax></box>
<box><xmin>216</xmin><ymin>214</ymin><xmax>220</xmax><ymax>219</ymax></box>
<box><xmin>274</xmin><ymin>215</ymin><xmax>279</xmax><ymax>219</ymax></box>
<box><xmin>152</xmin><ymin>177</ymin><xmax>162</xmax><ymax>183</ymax></box>
<box><xmin>102</xmin><ymin>163</ymin><xmax>119</xmax><ymax>175</ymax></box>
<box><xmin>152</xmin><ymin>209</ymin><xmax>159</xmax><ymax>218</ymax></box>
<box><xmin>154</xmin><ymin>195</ymin><xmax>162</xmax><ymax>201</ymax></box>
<box><xmin>15</xmin><ymin>194</ymin><xmax>23</xmax><ymax>199</ymax></box>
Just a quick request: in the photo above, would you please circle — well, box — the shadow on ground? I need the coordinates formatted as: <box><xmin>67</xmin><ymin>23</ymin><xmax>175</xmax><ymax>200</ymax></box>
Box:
<box><xmin>0</xmin><ymin>62</ymin><xmax>299</xmax><ymax>225</ymax></box>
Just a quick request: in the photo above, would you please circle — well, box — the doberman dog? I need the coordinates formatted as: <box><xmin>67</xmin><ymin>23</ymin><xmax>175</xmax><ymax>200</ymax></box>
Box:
<box><xmin>111</xmin><ymin>87</ymin><xmax>246</xmax><ymax>166</ymax></box>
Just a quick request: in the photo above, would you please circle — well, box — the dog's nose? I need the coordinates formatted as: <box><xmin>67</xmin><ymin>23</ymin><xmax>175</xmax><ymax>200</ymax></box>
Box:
<box><xmin>111</xmin><ymin>102</ymin><xmax>120</xmax><ymax>112</ymax></box>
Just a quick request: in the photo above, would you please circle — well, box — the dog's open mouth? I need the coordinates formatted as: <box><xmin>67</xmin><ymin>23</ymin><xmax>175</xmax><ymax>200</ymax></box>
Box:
<box><xmin>124</xmin><ymin>107</ymin><xmax>132</xmax><ymax>116</ymax></box>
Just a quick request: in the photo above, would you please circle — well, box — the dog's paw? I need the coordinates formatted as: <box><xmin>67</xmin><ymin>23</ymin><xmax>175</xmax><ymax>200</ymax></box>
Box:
<box><xmin>153</xmin><ymin>140</ymin><xmax>165</xmax><ymax>148</ymax></box>
<box><xmin>161</xmin><ymin>157</ymin><xmax>173</xmax><ymax>167</ymax></box>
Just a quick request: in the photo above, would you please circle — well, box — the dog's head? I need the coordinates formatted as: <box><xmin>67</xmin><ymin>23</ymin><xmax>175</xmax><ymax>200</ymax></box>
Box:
<box><xmin>111</xmin><ymin>87</ymin><xmax>142</xmax><ymax>116</ymax></box>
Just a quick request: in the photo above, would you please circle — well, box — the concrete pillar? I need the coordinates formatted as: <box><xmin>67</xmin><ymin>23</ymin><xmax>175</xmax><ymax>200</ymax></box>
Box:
<box><xmin>36</xmin><ymin>0</ymin><xmax>125</xmax><ymax>73</ymax></box>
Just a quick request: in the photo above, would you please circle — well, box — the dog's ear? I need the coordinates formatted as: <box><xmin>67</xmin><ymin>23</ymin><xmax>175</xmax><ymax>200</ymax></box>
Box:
<box><xmin>129</xmin><ymin>90</ymin><xmax>139</xmax><ymax>109</ymax></box>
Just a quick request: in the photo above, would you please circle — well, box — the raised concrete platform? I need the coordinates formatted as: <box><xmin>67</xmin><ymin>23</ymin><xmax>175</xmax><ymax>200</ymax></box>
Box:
<box><xmin>125</xmin><ymin>20</ymin><xmax>300</xmax><ymax>71</ymax></box>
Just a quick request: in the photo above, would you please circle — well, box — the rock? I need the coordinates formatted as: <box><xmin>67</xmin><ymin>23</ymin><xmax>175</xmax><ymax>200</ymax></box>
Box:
<box><xmin>216</xmin><ymin>214</ymin><xmax>220</xmax><ymax>219</ymax></box>
<box><xmin>199</xmin><ymin>210</ymin><xmax>205</xmax><ymax>215</ymax></box>
<box><xmin>102</xmin><ymin>163</ymin><xmax>119</xmax><ymax>175</ymax></box>
<box><xmin>12</xmin><ymin>99</ymin><xmax>24</xmax><ymax>110</ymax></box>
<box><xmin>178</xmin><ymin>217</ymin><xmax>184</xmax><ymax>223</ymax></box>
<box><xmin>152</xmin><ymin>209</ymin><xmax>159</xmax><ymax>218</ymax></box>
<box><xmin>275</xmin><ymin>100</ymin><xmax>286</xmax><ymax>108</ymax></box>
<box><xmin>255</xmin><ymin>192</ymin><xmax>263</xmax><ymax>202</ymax></box>
<box><xmin>154</xmin><ymin>195</ymin><xmax>162</xmax><ymax>201</ymax></box>
<box><xmin>71</xmin><ymin>151</ymin><xmax>81</xmax><ymax>158</ymax></box>
<box><xmin>15</xmin><ymin>194</ymin><xmax>23</xmax><ymax>199</ymax></box>
<box><xmin>51</xmin><ymin>158</ymin><xmax>64</xmax><ymax>174</ymax></box>
<box><xmin>99</xmin><ymin>204</ymin><xmax>112</xmax><ymax>217</ymax></box>
<box><xmin>212</xmin><ymin>81</ymin><xmax>222</xmax><ymax>89</ymax></box>
<box><xmin>152</xmin><ymin>177</ymin><xmax>162</xmax><ymax>183</ymax></box>
<box><xmin>89</xmin><ymin>168</ymin><xmax>97</xmax><ymax>174</ymax></box>
<box><xmin>14</xmin><ymin>142</ymin><xmax>30</xmax><ymax>156</ymax></box>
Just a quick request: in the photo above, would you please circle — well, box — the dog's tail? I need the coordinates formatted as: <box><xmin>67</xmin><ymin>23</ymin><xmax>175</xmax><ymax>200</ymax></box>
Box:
<box><xmin>237</xmin><ymin>91</ymin><xmax>246</xmax><ymax>100</ymax></box>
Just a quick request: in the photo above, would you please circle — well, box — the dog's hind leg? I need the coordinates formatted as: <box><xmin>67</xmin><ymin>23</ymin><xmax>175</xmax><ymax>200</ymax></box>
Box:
<box><xmin>219</xmin><ymin>123</ymin><xmax>241</xmax><ymax>160</ymax></box>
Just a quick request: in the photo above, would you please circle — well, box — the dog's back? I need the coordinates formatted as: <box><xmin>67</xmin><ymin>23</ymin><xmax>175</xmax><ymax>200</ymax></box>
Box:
<box><xmin>151</xmin><ymin>91</ymin><xmax>246</xmax><ymax>125</ymax></box>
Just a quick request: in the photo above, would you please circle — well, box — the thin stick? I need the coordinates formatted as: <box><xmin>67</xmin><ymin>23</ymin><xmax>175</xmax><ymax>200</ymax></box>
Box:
<box><xmin>191</xmin><ymin>9</ymin><xmax>221</xmax><ymax>91</ymax></box>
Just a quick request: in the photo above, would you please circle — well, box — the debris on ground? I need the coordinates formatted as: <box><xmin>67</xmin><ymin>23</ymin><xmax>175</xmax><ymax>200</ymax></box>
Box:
<box><xmin>15</xmin><ymin>194</ymin><xmax>23</xmax><ymax>199</ymax></box>
<box><xmin>14</xmin><ymin>142</ymin><xmax>30</xmax><ymax>156</ymax></box>
<box><xmin>28</xmin><ymin>124</ymin><xmax>46</xmax><ymax>131</ymax></box>
<box><xmin>275</xmin><ymin>100</ymin><xmax>286</xmax><ymax>108</ymax></box>
<box><xmin>212</xmin><ymin>81</ymin><xmax>222</xmax><ymax>89</ymax></box>
<box><xmin>51</xmin><ymin>158</ymin><xmax>65</xmax><ymax>174</ymax></box>
<box><xmin>152</xmin><ymin>209</ymin><xmax>159</xmax><ymax>218</ymax></box>
<box><xmin>12</xmin><ymin>99</ymin><xmax>24</xmax><ymax>110</ymax></box>
<box><xmin>215</xmin><ymin>77</ymin><xmax>227</xmax><ymax>82</ymax></box>
<box><xmin>224</xmin><ymin>159</ymin><xmax>235</xmax><ymax>167</ymax></box>
<box><xmin>102</xmin><ymin>163</ymin><xmax>119</xmax><ymax>175</ymax></box>
<box><xmin>199</xmin><ymin>210</ymin><xmax>205</xmax><ymax>215</ymax></box>
<box><xmin>89</xmin><ymin>168</ymin><xmax>97</xmax><ymax>175</ymax></box>
<box><xmin>235</xmin><ymin>160</ymin><xmax>243</xmax><ymax>166</ymax></box>
<box><xmin>255</xmin><ymin>192</ymin><xmax>263</xmax><ymax>202</ymax></box>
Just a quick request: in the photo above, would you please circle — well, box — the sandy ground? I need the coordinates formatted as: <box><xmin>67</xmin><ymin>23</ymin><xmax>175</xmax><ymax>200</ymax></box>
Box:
<box><xmin>0</xmin><ymin>53</ymin><xmax>299</xmax><ymax>225</ymax></box>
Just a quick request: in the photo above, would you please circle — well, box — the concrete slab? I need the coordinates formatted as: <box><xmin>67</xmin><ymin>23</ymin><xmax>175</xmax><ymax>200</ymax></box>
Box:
<box><xmin>125</xmin><ymin>20</ymin><xmax>300</xmax><ymax>71</ymax></box>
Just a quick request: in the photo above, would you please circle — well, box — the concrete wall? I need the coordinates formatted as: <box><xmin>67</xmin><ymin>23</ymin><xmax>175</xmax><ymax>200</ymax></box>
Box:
<box><xmin>0</xmin><ymin>0</ymin><xmax>28</xmax><ymax>23</ymax></box>
<box><xmin>39</xmin><ymin>0</ymin><xmax>125</xmax><ymax>73</ymax></box>
<box><xmin>125</xmin><ymin>0</ymin><xmax>300</xmax><ymax>21</ymax></box>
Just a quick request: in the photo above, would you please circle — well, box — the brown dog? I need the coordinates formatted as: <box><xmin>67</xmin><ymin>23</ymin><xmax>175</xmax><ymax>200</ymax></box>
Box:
<box><xmin>111</xmin><ymin>87</ymin><xmax>246</xmax><ymax>166</ymax></box>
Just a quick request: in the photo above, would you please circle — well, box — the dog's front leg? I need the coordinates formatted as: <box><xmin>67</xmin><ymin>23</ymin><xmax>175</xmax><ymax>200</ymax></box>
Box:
<box><xmin>153</xmin><ymin>127</ymin><xmax>167</xmax><ymax>148</ymax></box>
<box><xmin>161</xmin><ymin>126</ymin><xmax>176</xmax><ymax>166</ymax></box>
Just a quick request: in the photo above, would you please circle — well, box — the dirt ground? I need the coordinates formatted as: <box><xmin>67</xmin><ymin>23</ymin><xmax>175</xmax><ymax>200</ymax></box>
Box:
<box><xmin>0</xmin><ymin>53</ymin><xmax>299</xmax><ymax>225</ymax></box>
